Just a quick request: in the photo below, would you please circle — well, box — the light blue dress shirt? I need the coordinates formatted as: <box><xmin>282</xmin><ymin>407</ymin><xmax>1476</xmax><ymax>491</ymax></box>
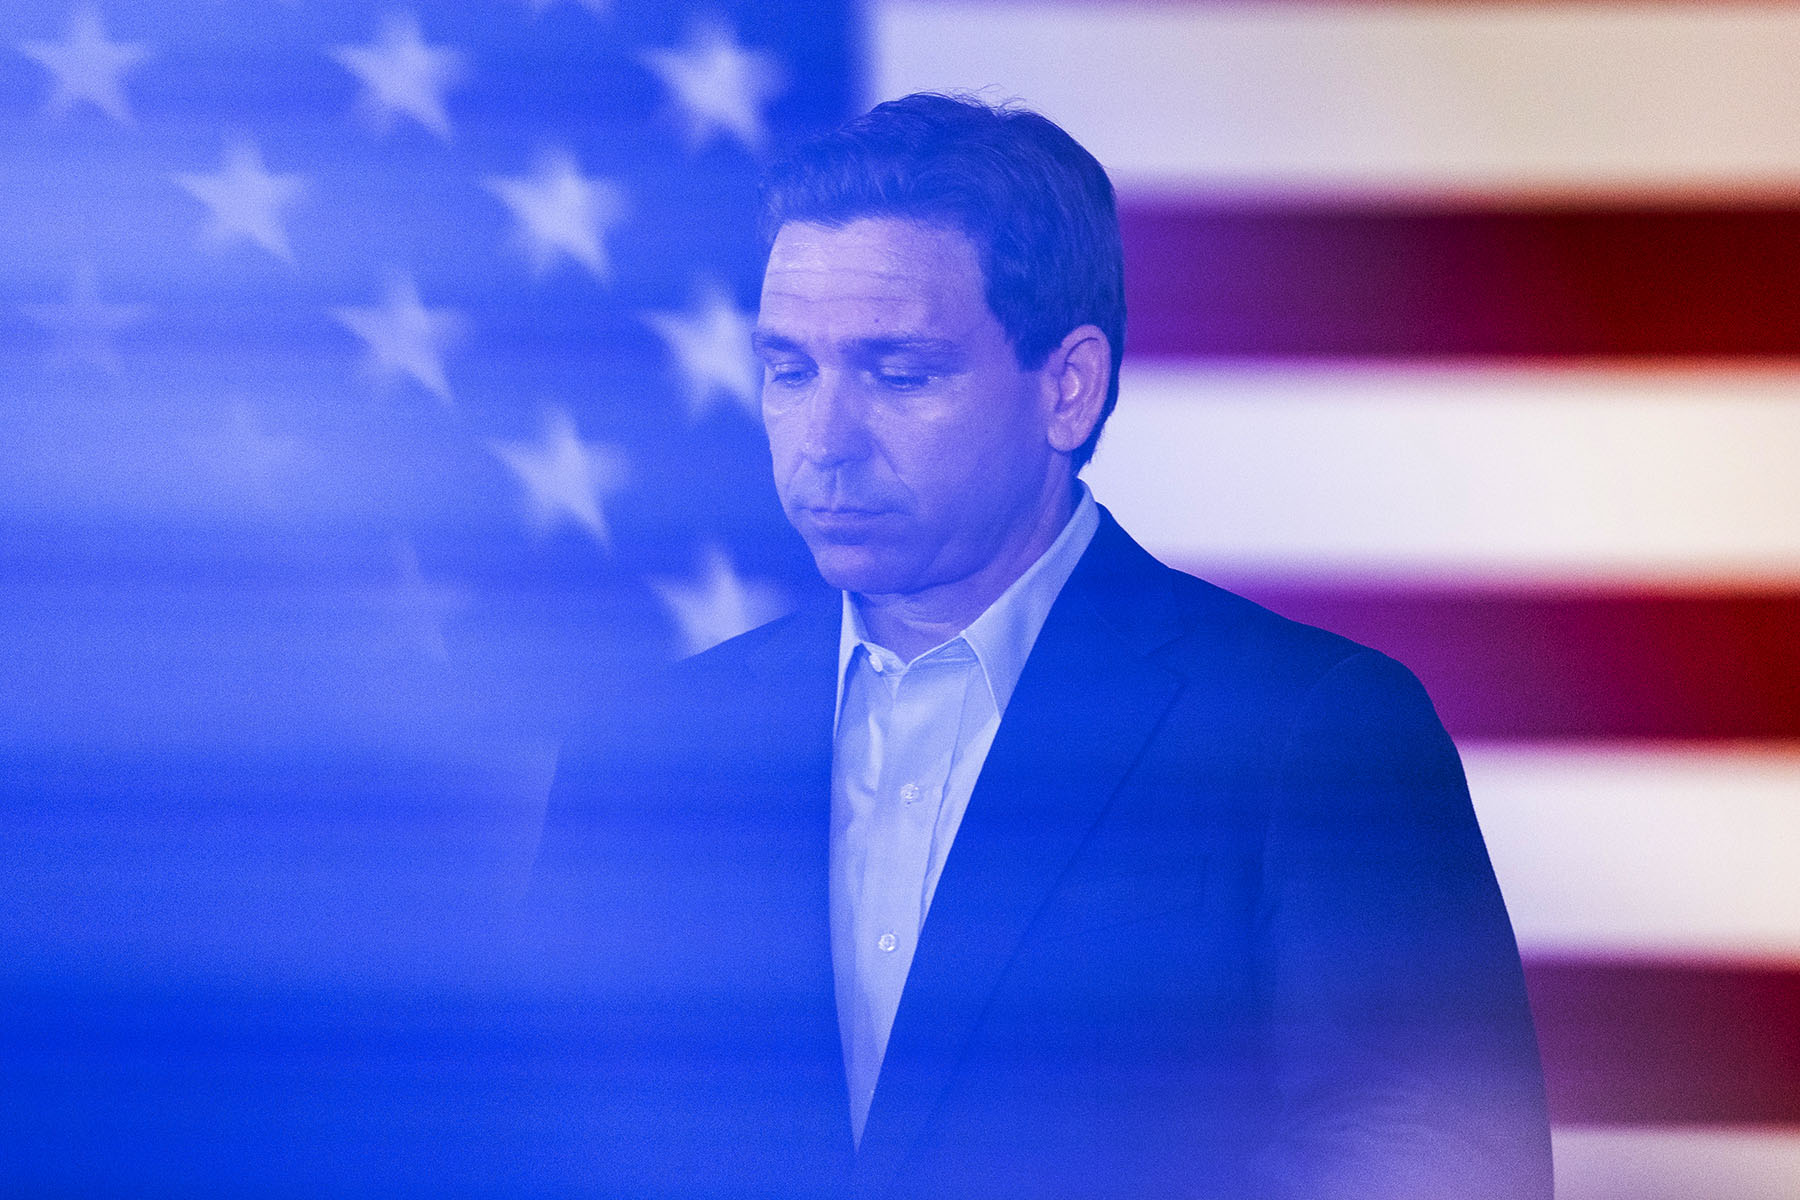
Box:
<box><xmin>830</xmin><ymin>485</ymin><xmax>1100</xmax><ymax>1144</ymax></box>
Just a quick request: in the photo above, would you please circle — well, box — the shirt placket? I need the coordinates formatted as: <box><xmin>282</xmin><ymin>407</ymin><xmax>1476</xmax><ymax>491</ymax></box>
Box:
<box><xmin>861</xmin><ymin>668</ymin><xmax>949</xmax><ymax>984</ymax></box>
<box><xmin>851</xmin><ymin>656</ymin><xmax>952</xmax><ymax>1092</ymax></box>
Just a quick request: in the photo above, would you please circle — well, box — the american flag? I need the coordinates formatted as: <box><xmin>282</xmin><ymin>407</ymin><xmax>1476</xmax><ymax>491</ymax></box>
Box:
<box><xmin>874</xmin><ymin>2</ymin><xmax>1800</xmax><ymax>1196</ymax></box>
<box><xmin>5</xmin><ymin>1</ymin><xmax>1797</xmax><ymax>1196</ymax></box>
<box><xmin>3</xmin><ymin>1</ymin><xmax>844</xmax><ymax>1192</ymax></box>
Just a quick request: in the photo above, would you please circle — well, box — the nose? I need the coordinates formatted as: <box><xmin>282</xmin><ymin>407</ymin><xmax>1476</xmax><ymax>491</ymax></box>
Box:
<box><xmin>799</xmin><ymin>371</ymin><xmax>869</xmax><ymax>467</ymax></box>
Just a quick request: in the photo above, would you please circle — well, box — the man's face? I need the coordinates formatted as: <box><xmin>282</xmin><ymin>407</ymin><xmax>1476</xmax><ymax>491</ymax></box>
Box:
<box><xmin>755</xmin><ymin>217</ymin><xmax>1060</xmax><ymax>599</ymax></box>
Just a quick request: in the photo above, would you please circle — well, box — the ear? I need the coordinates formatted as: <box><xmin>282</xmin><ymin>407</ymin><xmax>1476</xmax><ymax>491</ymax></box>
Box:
<box><xmin>1041</xmin><ymin>324</ymin><xmax>1112</xmax><ymax>455</ymax></box>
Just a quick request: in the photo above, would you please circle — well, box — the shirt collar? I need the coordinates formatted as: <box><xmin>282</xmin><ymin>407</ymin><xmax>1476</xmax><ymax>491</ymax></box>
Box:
<box><xmin>835</xmin><ymin>483</ymin><xmax>1100</xmax><ymax>722</ymax></box>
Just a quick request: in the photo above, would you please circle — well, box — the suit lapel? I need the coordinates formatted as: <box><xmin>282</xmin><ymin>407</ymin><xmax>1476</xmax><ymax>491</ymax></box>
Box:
<box><xmin>853</xmin><ymin>514</ymin><xmax>1186</xmax><ymax>1190</ymax></box>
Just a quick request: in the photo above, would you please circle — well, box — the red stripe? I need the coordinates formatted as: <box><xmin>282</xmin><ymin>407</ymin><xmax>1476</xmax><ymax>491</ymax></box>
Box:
<box><xmin>1210</xmin><ymin>583</ymin><xmax>1800</xmax><ymax>741</ymax></box>
<box><xmin>1122</xmin><ymin>203</ymin><xmax>1800</xmax><ymax>358</ymax></box>
<box><xmin>1525</xmin><ymin>957</ymin><xmax>1800</xmax><ymax>1125</ymax></box>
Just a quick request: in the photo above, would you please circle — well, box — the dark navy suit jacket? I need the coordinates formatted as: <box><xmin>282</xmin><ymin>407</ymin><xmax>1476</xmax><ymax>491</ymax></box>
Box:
<box><xmin>530</xmin><ymin>510</ymin><xmax>1553</xmax><ymax>1199</ymax></box>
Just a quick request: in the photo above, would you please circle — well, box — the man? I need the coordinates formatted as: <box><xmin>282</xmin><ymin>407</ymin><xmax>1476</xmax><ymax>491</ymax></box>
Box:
<box><xmin>532</xmin><ymin>93</ymin><xmax>1551</xmax><ymax>1199</ymax></box>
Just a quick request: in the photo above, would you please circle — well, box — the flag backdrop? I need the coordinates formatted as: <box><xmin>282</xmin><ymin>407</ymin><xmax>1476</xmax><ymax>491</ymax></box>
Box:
<box><xmin>4</xmin><ymin>0</ymin><xmax>1797</xmax><ymax>1195</ymax></box>
<box><xmin>872</xmin><ymin>3</ymin><xmax>1800</xmax><ymax>1195</ymax></box>
<box><xmin>3</xmin><ymin>1</ymin><xmax>848</xmax><ymax>1193</ymax></box>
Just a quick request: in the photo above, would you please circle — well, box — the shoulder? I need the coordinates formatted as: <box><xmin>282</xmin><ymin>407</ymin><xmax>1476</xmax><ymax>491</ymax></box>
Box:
<box><xmin>1176</xmin><ymin>572</ymin><xmax>1434</xmax><ymax>731</ymax></box>
<box><xmin>572</xmin><ymin>584</ymin><xmax>834</xmax><ymax>719</ymax></box>
<box><xmin>537</xmin><ymin>589</ymin><xmax>838</xmax><ymax>877</ymax></box>
<box><xmin>1079</xmin><ymin>507</ymin><xmax>1425</xmax><ymax>724</ymax></box>
<box><xmin>554</xmin><ymin>586</ymin><xmax>839</xmax><ymax>787</ymax></box>
<box><xmin>1069</xmin><ymin>511</ymin><xmax>1465</xmax><ymax>814</ymax></box>
<box><xmin>665</xmin><ymin>586</ymin><xmax>839</xmax><ymax>692</ymax></box>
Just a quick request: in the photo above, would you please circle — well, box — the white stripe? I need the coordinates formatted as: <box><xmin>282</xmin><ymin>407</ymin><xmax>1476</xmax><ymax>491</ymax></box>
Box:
<box><xmin>872</xmin><ymin>1</ymin><xmax>1800</xmax><ymax>200</ymax></box>
<box><xmin>1464</xmin><ymin>744</ymin><xmax>1800</xmax><ymax>961</ymax></box>
<box><xmin>1553</xmin><ymin>1127</ymin><xmax>1800</xmax><ymax>1199</ymax></box>
<box><xmin>1083</xmin><ymin>364</ymin><xmax>1800</xmax><ymax>585</ymax></box>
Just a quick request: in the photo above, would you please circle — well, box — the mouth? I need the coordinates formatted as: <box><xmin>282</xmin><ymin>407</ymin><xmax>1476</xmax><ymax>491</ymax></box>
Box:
<box><xmin>795</xmin><ymin>505</ymin><xmax>891</xmax><ymax>539</ymax></box>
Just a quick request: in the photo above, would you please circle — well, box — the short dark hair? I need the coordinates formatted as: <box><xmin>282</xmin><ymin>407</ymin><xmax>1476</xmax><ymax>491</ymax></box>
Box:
<box><xmin>759</xmin><ymin>92</ymin><xmax>1125</xmax><ymax>470</ymax></box>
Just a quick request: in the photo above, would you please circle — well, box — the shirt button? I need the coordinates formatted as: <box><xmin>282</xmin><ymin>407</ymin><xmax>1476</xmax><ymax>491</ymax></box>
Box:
<box><xmin>899</xmin><ymin>782</ymin><xmax>921</xmax><ymax>804</ymax></box>
<box><xmin>868</xmin><ymin>656</ymin><xmax>885</xmax><ymax>674</ymax></box>
<box><xmin>877</xmin><ymin>932</ymin><xmax>898</xmax><ymax>952</ymax></box>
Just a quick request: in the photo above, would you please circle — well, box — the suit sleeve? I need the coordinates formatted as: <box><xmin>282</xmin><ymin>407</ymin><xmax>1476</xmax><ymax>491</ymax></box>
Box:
<box><xmin>1251</xmin><ymin>650</ymin><xmax>1553</xmax><ymax>1200</ymax></box>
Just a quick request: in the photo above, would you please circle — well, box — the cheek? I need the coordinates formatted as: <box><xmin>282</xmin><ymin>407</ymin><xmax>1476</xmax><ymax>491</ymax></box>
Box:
<box><xmin>900</xmin><ymin>393</ymin><xmax>1040</xmax><ymax>498</ymax></box>
<box><xmin>888</xmin><ymin>431</ymin><xmax>1002</xmax><ymax>518</ymax></box>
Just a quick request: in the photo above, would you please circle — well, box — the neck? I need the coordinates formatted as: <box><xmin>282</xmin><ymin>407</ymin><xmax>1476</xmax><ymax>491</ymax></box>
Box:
<box><xmin>856</xmin><ymin>481</ymin><xmax>1078</xmax><ymax>661</ymax></box>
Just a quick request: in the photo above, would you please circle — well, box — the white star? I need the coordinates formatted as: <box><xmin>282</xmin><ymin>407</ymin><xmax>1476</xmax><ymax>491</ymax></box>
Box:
<box><xmin>332</xmin><ymin>274</ymin><xmax>460</xmax><ymax>404</ymax></box>
<box><xmin>642</xmin><ymin>282</ymin><xmax>759</xmax><ymax>422</ymax></box>
<box><xmin>330</xmin><ymin>12</ymin><xmax>463</xmax><ymax>143</ymax></box>
<box><xmin>22</xmin><ymin>261</ymin><xmax>146</xmax><ymax>373</ymax></box>
<box><xmin>489</xmin><ymin>408</ymin><xmax>628</xmax><ymax>548</ymax></box>
<box><xmin>18</xmin><ymin>6</ymin><xmax>152</xmax><ymax>126</ymax></box>
<box><xmin>385</xmin><ymin>540</ymin><xmax>467</xmax><ymax>663</ymax></box>
<box><xmin>641</xmin><ymin>20</ymin><xmax>784</xmax><ymax>153</ymax></box>
<box><xmin>174</xmin><ymin>139</ymin><xmax>306</xmax><ymax>263</ymax></box>
<box><xmin>486</xmin><ymin>150</ymin><xmax>625</xmax><ymax>280</ymax></box>
<box><xmin>651</xmin><ymin>545</ymin><xmax>787</xmax><ymax>657</ymax></box>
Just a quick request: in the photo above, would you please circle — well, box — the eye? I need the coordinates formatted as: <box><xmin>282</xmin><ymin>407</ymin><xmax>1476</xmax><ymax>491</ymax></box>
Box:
<box><xmin>762</xmin><ymin>360</ymin><xmax>814</xmax><ymax>389</ymax></box>
<box><xmin>874</xmin><ymin>367</ymin><xmax>932</xmax><ymax>391</ymax></box>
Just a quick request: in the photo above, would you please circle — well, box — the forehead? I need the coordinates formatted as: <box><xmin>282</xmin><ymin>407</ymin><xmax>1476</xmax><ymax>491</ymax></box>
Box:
<box><xmin>758</xmin><ymin>218</ymin><xmax>990</xmax><ymax>340</ymax></box>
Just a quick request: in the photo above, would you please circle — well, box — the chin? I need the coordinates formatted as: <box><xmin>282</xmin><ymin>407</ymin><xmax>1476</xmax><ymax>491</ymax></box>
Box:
<box><xmin>802</xmin><ymin>542</ymin><xmax>915</xmax><ymax>597</ymax></box>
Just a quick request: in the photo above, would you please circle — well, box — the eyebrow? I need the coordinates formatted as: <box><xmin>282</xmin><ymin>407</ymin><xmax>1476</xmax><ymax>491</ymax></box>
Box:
<box><xmin>854</xmin><ymin>337</ymin><xmax>960</xmax><ymax>358</ymax></box>
<box><xmin>750</xmin><ymin>330</ymin><xmax>962</xmax><ymax>358</ymax></box>
<box><xmin>750</xmin><ymin>329</ymin><xmax>802</xmax><ymax>356</ymax></box>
